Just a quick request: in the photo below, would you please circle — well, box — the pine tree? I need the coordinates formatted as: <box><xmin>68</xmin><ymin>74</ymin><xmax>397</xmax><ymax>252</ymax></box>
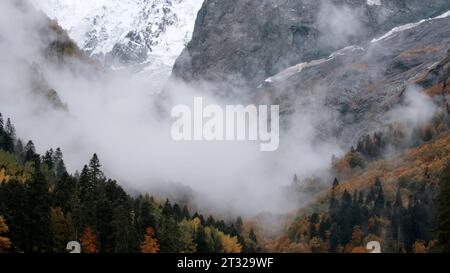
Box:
<box><xmin>157</xmin><ymin>216</ymin><xmax>184</xmax><ymax>253</ymax></box>
<box><xmin>112</xmin><ymin>205</ymin><xmax>132</xmax><ymax>253</ymax></box>
<box><xmin>0</xmin><ymin>115</ymin><xmax>14</xmax><ymax>153</ymax></box>
<box><xmin>162</xmin><ymin>199</ymin><xmax>173</xmax><ymax>217</ymax></box>
<box><xmin>337</xmin><ymin>190</ymin><xmax>354</xmax><ymax>245</ymax></box>
<box><xmin>329</xmin><ymin>189</ymin><xmax>339</xmax><ymax>220</ymax></box>
<box><xmin>78</xmin><ymin>165</ymin><xmax>97</xmax><ymax>229</ymax></box>
<box><xmin>138</xmin><ymin>199</ymin><xmax>156</xmax><ymax>235</ymax></box>
<box><xmin>318</xmin><ymin>217</ymin><xmax>331</xmax><ymax>240</ymax></box>
<box><xmin>50</xmin><ymin>207</ymin><xmax>75</xmax><ymax>252</ymax></box>
<box><xmin>309</xmin><ymin>213</ymin><xmax>319</xmax><ymax>238</ymax></box>
<box><xmin>5</xmin><ymin>118</ymin><xmax>15</xmax><ymax>141</ymax></box>
<box><xmin>42</xmin><ymin>149</ymin><xmax>54</xmax><ymax>170</ymax></box>
<box><xmin>88</xmin><ymin>153</ymin><xmax>103</xmax><ymax>181</ymax></box>
<box><xmin>235</xmin><ymin>217</ymin><xmax>243</xmax><ymax>234</ymax></box>
<box><xmin>27</xmin><ymin>157</ymin><xmax>52</xmax><ymax>252</ymax></box>
<box><xmin>53</xmin><ymin>172</ymin><xmax>77</xmax><ymax>213</ymax></box>
<box><xmin>206</xmin><ymin>216</ymin><xmax>216</xmax><ymax>227</ymax></box>
<box><xmin>329</xmin><ymin>224</ymin><xmax>339</xmax><ymax>253</ymax></box>
<box><xmin>0</xmin><ymin>179</ymin><xmax>28</xmax><ymax>252</ymax></box>
<box><xmin>249</xmin><ymin>228</ymin><xmax>257</xmax><ymax>244</ymax></box>
<box><xmin>24</xmin><ymin>141</ymin><xmax>36</xmax><ymax>162</ymax></box>
<box><xmin>14</xmin><ymin>139</ymin><xmax>24</xmax><ymax>160</ymax></box>
<box><xmin>292</xmin><ymin>174</ymin><xmax>300</xmax><ymax>187</ymax></box>
<box><xmin>374</xmin><ymin>179</ymin><xmax>386</xmax><ymax>216</ymax></box>
<box><xmin>181</xmin><ymin>205</ymin><xmax>190</xmax><ymax>220</ymax></box>
<box><xmin>79</xmin><ymin>165</ymin><xmax>94</xmax><ymax>198</ymax></box>
<box><xmin>178</xmin><ymin>220</ymin><xmax>197</xmax><ymax>253</ymax></box>
<box><xmin>195</xmin><ymin>225</ymin><xmax>210</xmax><ymax>253</ymax></box>
<box><xmin>93</xmin><ymin>189</ymin><xmax>114</xmax><ymax>253</ymax></box>
<box><xmin>54</xmin><ymin>148</ymin><xmax>67</xmax><ymax>179</ymax></box>
<box><xmin>437</xmin><ymin>161</ymin><xmax>450</xmax><ymax>252</ymax></box>
<box><xmin>173</xmin><ymin>204</ymin><xmax>182</xmax><ymax>222</ymax></box>
<box><xmin>332</xmin><ymin>177</ymin><xmax>340</xmax><ymax>188</ymax></box>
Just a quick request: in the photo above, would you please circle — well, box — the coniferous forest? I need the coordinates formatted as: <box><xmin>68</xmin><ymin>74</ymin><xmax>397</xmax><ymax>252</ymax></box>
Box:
<box><xmin>272</xmin><ymin>111</ymin><xmax>450</xmax><ymax>253</ymax></box>
<box><xmin>2</xmin><ymin>108</ymin><xmax>450</xmax><ymax>253</ymax></box>
<box><xmin>2</xmin><ymin>0</ymin><xmax>450</xmax><ymax>256</ymax></box>
<box><xmin>0</xmin><ymin>113</ymin><xmax>248</xmax><ymax>253</ymax></box>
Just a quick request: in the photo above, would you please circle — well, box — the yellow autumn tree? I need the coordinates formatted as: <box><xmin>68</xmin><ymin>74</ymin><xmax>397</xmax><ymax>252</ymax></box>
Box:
<box><xmin>345</xmin><ymin>225</ymin><xmax>363</xmax><ymax>253</ymax></box>
<box><xmin>80</xmin><ymin>227</ymin><xmax>98</xmax><ymax>253</ymax></box>
<box><xmin>189</xmin><ymin>217</ymin><xmax>202</xmax><ymax>233</ymax></box>
<box><xmin>140</xmin><ymin>227</ymin><xmax>160</xmax><ymax>253</ymax></box>
<box><xmin>0</xmin><ymin>215</ymin><xmax>11</xmax><ymax>253</ymax></box>
<box><xmin>219</xmin><ymin>232</ymin><xmax>242</xmax><ymax>253</ymax></box>
<box><xmin>50</xmin><ymin>207</ymin><xmax>75</xmax><ymax>253</ymax></box>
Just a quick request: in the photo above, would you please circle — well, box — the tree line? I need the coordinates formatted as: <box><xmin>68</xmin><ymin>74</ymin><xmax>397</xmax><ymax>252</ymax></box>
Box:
<box><xmin>0</xmin><ymin>112</ymin><xmax>250</xmax><ymax>253</ymax></box>
<box><xmin>285</xmin><ymin>169</ymin><xmax>450</xmax><ymax>253</ymax></box>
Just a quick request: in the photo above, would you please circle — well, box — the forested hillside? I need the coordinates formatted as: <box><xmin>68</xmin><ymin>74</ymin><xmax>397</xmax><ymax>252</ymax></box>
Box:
<box><xmin>0</xmin><ymin>112</ymin><xmax>252</xmax><ymax>253</ymax></box>
<box><xmin>268</xmin><ymin>85</ymin><xmax>450</xmax><ymax>253</ymax></box>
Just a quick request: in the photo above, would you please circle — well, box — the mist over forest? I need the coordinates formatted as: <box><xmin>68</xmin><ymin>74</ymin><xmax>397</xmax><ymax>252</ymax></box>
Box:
<box><xmin>1</xmin><ymin>0</ymin><xmax>450</xmax><ymax>254</ymax></box>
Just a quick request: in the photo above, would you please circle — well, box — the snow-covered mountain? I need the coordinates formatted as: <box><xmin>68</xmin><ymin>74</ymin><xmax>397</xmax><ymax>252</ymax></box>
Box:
<box><xmin>31</xmin><ymin>0</ymin><xmax>203</xmax><ymax>76</ymax></box>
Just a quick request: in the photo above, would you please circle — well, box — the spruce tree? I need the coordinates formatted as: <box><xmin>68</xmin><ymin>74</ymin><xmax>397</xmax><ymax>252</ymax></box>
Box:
<box><xmin>138</xmin><ymin>199</ymin><xmax>156</xmax><ymax>234</ymax></box>
<box><xmin>0</xmin><ymin>116</ymin><xmax>14</xmax><ymax>153</ymax></box>
<box><xmin>5</xmin><ymin>118</ymin><xmax>15</xmax><ymax>141</ymax></box>
<box><xmin>332</xmin><ymin>177</ymin><xmax>339</xmax><ymax>188</ymax></box>
<box><xmin>54</xmin><ymin>148</ymin><xmax>67</xmax><ymax>179</ymax></box>
<box><xmin>112</xmin><ymin>205</ymin><xmax>132</xmax><ymax>253</ymax></box>
<box><xmin>173</xmin><ymin>204</ymin><xmax>182</xmax><ymax>222</ymax></box>
<box><xmin>181</xmin><ymin>205</ymin><xmax>190</xmax><ymax>220</ymax></box>
<box><xmin>24</xmin><ymin>141</ymin><xmax>36</xmax><ymax>162</ymax></box>
<box><xmin>374</xmin><ymin>178</ymin><xmax>386</xmax><ymax>216</ymax></box>
<box><xmin>42</xmin><ymin>149</ymin><xmax>54</xmax><ymax>170</ymax></box>
<box><xmin>437</xmin><ymin>161</ymin><xmax>450</xmax><ymax>252</ymax></box>
<box><xmin>88</xmin><ymin>153</ymin><xmax>104</xmax><ymax>181</ymax></box>
<box><xmin>235</xmin><ymin>217</ymin><xmax>243</xmax><ymax>234</ymax></box>
<box><xmin>53</xmin><ymin>172</ymin><xmax>77</xmax><ymax>213</ymax></box>
<box><xmin>249</xmin><ymin>228</ymin><xmax>257</xmax><ymax>244</ymax></box>
<box><xmin>27</xmin><ymin>157</ymin><xmax>52</xmax><ymax>252</ymax></box>
<box><xmin>195</xmin><ymin>225</ymin><xmax>210</xmax><ymax>253</ymax></box>
<box><xmin>162</xmin><ymin>199</ymin><xmax>173</xmax><ymax>217</ymax></box>
<box><xmin>0</xmin><ymin>179</ymin><xmax>28</xmax><ymax>252</ymax></box>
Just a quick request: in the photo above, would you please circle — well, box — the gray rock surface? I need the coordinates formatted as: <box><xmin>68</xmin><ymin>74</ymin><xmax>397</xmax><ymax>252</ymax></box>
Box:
<box><xmin>173</xmin><ymin>0</ymin><xmax>450</xmax><ymax>89</ymax></box>
<box><xmin>260</xmin><ymin>15</ymin><xmax>450</xmax><ymax>146</ymax></box>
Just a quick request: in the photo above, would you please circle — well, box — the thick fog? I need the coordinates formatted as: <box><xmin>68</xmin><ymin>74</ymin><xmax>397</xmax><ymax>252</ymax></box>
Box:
<box><xmin>317</xmin><ymin>2</ymin><xmax>365</xmax><ymax>49</ymax></box>
<box><xmin>0</xmin><ymin>1</ymin><xmax>439</xmax><ymax>217</ymax></box>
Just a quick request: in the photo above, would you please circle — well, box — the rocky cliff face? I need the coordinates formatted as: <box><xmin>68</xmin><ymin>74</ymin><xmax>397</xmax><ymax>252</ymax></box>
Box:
<box><xmin>172</xmin><ymin>0</ymin><xmax>450</xmax><ymax>89</ymax></box>
<box><xmin>261</xmin><ymin>12</ymin><xmax>450</xmax><ymax>146</ymax></box>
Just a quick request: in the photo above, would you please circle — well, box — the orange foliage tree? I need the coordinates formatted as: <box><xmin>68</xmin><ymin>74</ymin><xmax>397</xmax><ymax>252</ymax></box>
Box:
<box><xmin>412</xmin><ymin>240</ymin><xmax>427</xmax><ymax>253</ymax></box>
<box><xmin>0</xmin><ymin>215</ymin><xmax>11</xmax><ymax>253</ymax></box>
<box><xmin>140</xmin><ymin>227</ymin><xmax>160</xmax><ymax>253</ymax></box>
<box><xmin>80</xmin><ymin>227</ymin><xmax>98</xmax><ymax>253</ymax></box>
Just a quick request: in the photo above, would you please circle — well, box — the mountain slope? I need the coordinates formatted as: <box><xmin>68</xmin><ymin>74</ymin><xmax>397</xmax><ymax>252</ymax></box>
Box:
<box><xmin>264</xmin><ymin>17</ymin><xmax>450</xmax><ymax>252</ymax></box>
<box><xmin>259</xmin><ymin>12</ymin><xmax>450</xmax><ymax>147</ymax></box>
<box><xmin>0</xmin><ymin>1</ymin><xmax>93</xmax><ymax>110</ymax></box>
<box><xmin>31</xmin><ymin>0</ymin><xmax>203</xmax><ymax>75</ymax></box>
<box><xmin>173</xmin><ymin>0</ymin><xmax>450</xmax><ymax>89</ymax></box>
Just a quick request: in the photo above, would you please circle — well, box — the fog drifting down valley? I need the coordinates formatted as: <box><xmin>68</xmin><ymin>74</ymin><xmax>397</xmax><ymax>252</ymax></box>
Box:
<box><xmin>0</xmin><ymin>1</ymin><xmax>440</xmax><ymax>216</ymax></box>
